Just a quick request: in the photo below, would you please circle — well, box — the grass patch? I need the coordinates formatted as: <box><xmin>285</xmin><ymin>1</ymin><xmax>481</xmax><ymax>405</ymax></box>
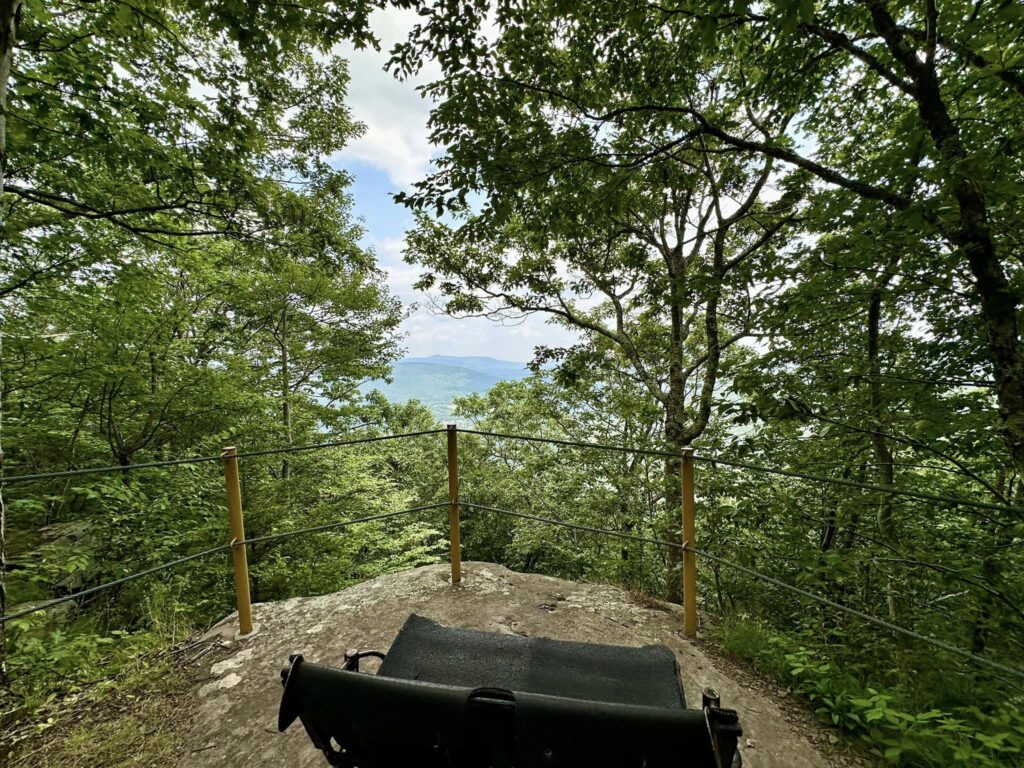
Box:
<box><xmin>715</xmin><ymin>614</ymin><xmax>791</xmax><ymax>679</ymax></box>
<box><xmin>2</xmin><ymin>649</ymin><xmax>203</xmax><ymax>768</ymax></box>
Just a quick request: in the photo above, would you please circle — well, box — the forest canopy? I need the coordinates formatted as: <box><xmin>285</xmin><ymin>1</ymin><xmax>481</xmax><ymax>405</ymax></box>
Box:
<box><xmin>2</xmin><ymin>1</ymin><xmax>1024</xmax><ymax>766</ymax></box>
<box><xmin>395</xmin><ymin>0</ymin><xmax>1024</xmax><ymax>762</ymax></box>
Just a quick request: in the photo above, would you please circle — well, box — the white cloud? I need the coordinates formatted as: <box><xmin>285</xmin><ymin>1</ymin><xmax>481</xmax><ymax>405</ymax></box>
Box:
<box><xmin>333</xmin><ymin>9</ymin><xmax>440</xmax><ymax>188</ymax></box>
<box><xmin>365</xmin><ymin>233</ymin><xmax>579</xmax><ymax>360</ymax></box>
<box><xmin>399</xmin><ymin>309</ymin><xmax>575</xmax><ymax>361</ymax></box>
<box><xmin>366</xmin><ymin>234</ymin><xmax>419</xmax><ymax>301</ymax></box>
<box><xmin>335</xmin><ymin>11</ymin><xmax>580</xmax><ymax>362</ymax></box>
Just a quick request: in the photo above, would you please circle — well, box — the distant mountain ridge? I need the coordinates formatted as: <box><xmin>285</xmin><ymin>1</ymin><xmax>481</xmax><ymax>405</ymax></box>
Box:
<box><xmin>361</xmin><ymin>355</ymin><xmax>530</xmax><ymax>419</ymax></box>
<box><xmin>402</xmin><ymin>355</ymin><xmax>529</xmax><ymax>380</ymax></box>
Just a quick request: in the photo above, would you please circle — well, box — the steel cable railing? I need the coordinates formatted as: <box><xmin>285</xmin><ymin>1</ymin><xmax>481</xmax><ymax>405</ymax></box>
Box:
<box><xmin>460</xmin><ymin>428</ymin><xmax>1021</xmax><ymax>517</ymax></box>
<box><xmin>237</xmin><ymin>503</ymin><xmax>448</xmax><ymax>547</ymax></box>
<box><xmin>461</xmin><ymin>501</ymin><xmax>1024</xmax><ymax>683</ymax></box>
<box><xmin>0</xmin><ymin>429</ymin><xmax>445</xmax><ymax>486</ymax></box>
<box><xmin>1</xmin><ymin>431</ymin><xmax>449</xmax><ymax>636</ymax></box>
<box><xmin>460</xmin><ymin>502</ymin><xmax>677</xmax><ymax>551</ymax></box>
<box><xmin>4</xmin><ymin>425</ymin><xmax>1021</xmax><ymax>686</ymax></box>
<box><xmin>0</xmin><ymin>503</ymin><xmax>447</xmax><ymax>627</ymax></box>
<box><xmin>0</xmin><ymin>543</ymin><xmax>232</xmax><ymax>626</ymax></box>
<box><xmin>2</xmin><ymin>427</ymin><xmax>1016</xmax><ymax>516</ymax></box>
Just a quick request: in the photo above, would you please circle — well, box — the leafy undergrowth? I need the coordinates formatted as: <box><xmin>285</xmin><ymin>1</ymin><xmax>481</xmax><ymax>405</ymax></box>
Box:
<box><xmin>714</xmin><ymin>617</ymin><xmax>1024</xmax><ymax>767</ymax></box>
<box><xmin>0</xmin><ymin>634</ymin><xmax>216</xmax><ymax>768</ymax></box>
<box><xmin>2</xmin><ymin>584</ymin><xmax>200</xmax><ymax>722</ymax></box>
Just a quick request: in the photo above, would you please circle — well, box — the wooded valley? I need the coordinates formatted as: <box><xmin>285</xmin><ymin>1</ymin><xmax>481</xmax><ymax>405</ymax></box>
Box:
<box><xmin>1</xmin><ymin>0</ymin><xmax>1022</xmax><ymax>765</ymax></box>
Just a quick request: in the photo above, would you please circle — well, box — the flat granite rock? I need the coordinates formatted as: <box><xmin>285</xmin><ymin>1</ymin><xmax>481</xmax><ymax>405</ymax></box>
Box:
<box><xmin>179</xmin><ymin>562</ymin><xmax>844</xmax><ymax>768</ymax></box>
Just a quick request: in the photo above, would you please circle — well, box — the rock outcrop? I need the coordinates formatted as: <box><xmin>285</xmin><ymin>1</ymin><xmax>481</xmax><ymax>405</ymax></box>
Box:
<box><xmin>181</xmin><ymin>562</ymin><xmax>851</xmax><ymax>768</ymax></box>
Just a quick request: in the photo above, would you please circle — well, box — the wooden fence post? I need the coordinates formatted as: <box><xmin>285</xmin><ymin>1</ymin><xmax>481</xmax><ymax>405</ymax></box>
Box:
<box><xmin>222</xmin><ymin>446</ymin><xmax>253</xmax><ymax>635</ymax></box>
<box><xmin>681</xmin><ymin>446</ymin><xmax>697</xmax><ymax>637</ymax></box>
<box><xmin>447</xmin><ymin>424</ymin><xmax>462</xmax><ymax>584</ymax></box>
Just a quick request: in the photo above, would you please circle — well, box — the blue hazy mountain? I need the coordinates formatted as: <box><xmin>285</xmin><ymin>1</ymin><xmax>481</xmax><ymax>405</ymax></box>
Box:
<box><xmin>361</xmin><ymin>355</ymin><xmax>530</xmax><ymax>420</ymax></box>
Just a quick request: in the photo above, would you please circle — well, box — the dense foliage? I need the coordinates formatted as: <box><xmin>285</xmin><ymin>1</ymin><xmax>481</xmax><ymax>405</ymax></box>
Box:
<box><xmin>2</xmin><ymin>0</ymin><xmax>1023</xmax><ymax>766</ymax></box>
<box><xmin>389</xmin><ymin>0</ymin><xmax>1024</xmax><ymax>764</ymax></box>
<box><xmin>0</xmin><ymin>0</ymin><xmax>436</xmax><ymax>735</ymax></box>
<box><xmin>448</xmin><ymin>377</ymin><xmax>1024</xmax><ymax>766</ymax></box>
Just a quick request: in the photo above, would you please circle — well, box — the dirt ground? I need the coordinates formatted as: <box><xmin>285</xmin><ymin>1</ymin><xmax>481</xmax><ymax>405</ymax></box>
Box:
<box><xmin>174</xmin><ymin>562</ymin><xmax>867</xmax><ymax>768</ymax></box>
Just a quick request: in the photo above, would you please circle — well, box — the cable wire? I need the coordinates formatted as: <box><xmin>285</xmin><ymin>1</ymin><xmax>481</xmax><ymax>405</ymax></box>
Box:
<box><xmin>687</xmin><ymin>545</ymin><xmax>1024</xmax><ymax>683</ymax></box>
<box><xmin>4</xmin><ymin>426</ymin><xmax>1014</xmax><ymax>516</ymax></box>
<box><xmin>0</xmin><ymin>543</ymin><xmax>231</xmax><ymax>626</ymax></box>
<box><xmin>459</xmin><ymin>429</ymin><xmax>1020</xmax><ymax>516</ymax></box>
<box><xmin>694</xmin><ymin>454</ymin><xmax>1017</xmax><ymax>516</ymax></box>
<box><xmin>3</xmin><ymin>422</ymin><xmax>1019</xmax><ymax>679</ymax></box>
<box><xmin>464</xmin><ymin>501</ymin><xmax>1024</xmax><ymax>682</ymax></box>
<box><xmin>459</xmin><ymin>428</ymin><xmax>679</xmax><ymax>460</ymax></box>
<box><xmin>461</xmin><ymin>502</ymin><xmax>678</xmax><ymax>550</ymax></box>
<box><xmin>0</xmin><ymin>430</ymin><xmax>445</xmax><ymax>486</ymax></box>
<box><xmin>229</xmin><ymin>430</ymin><xmax>445</xmax><ymax>460</ymax></box>
<box><xmin>0</xmin><ymin>503</ymin><xmax>446</xmax><ymax>626</ymax></box>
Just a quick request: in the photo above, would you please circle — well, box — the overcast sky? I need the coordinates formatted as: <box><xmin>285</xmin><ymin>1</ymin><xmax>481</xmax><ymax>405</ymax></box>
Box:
<box><xmin>331</xmin><ymin>9</ymin><xmax>578</xmax><ymax>364</ymax></box>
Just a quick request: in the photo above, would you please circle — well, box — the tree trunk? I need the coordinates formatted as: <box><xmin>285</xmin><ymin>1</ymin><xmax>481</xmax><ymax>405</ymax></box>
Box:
<box><xmin>280</xmin><ymin>307</ymin><xmax>292</xmax><ymax>480</ymax></box>
<box><xmin>663</xmin><ymin>448</ymin><xmax>682</xmax><ymax>603</ymax></box>
<box><xmin>659</xmin><ymin>321</ymin><xmax>684</xmax><ymax>606</ymax></box>
<box><xmin>938</xmin><ymin>132</ymin><xmax>1024</xmax><ymax>485</ymax></box>
<box><xmin>662</xmin><ymin>288</ymin><xmax>720</xmax><ymax>604</ymax></box>
<box><xmin>840</xmin><ymin>463</ymin><xmax>868</xmax><ymax>551</ymax></box>
<box><xmin>819</xmin><ymin>502</ymin><xmax>837</xmax><ymax>552</ymax></box>
<box><xmin>116</xmin><ymin>448</ymin><xmax>133</xmax><ymax>485</ymax></box>
<box><xmin>661</xmin><ymin>242</ymin><xmax>689</xmax><ymax>603</ymax></box>
<box><xmin>0</xmin><ymin>2</ymin><xmax>17</xmax><ymax>674</ymax></box>
<box><xmin>863</xmin><ymin>0</ymin><xmax>1024</xmax><ymax>485</ymax></box>
<box><xmin>972</xmin><ymin>476</ymin><xmax>1015</xmax><ymax>654</ymax></box>
<box><xmin>0</xmin><ymin>0</ymin><xmax>20</xmax><ymax>231</ymax></box>
<box><xmin>658</xmin><ymin>204</ymin><xmax>730</xmax><ymax>604</ymax></box>
<box><xmin>0</xmin><ymin>336</ymin><xmax>8</xmax><ymax>684</ymax></box>
<box><xmin>661</xmin><ymin>260</ymin><xmax>720</xmax><ymax>604</ymax></box>
<box><xmin>663</xmin><ymin>384</ymin><xmax>689</xmax><ymax>603</ymax></box>
<box><xmin>867</xmin><ymin>272</ymin><xmax>901</xmax><ymax>624</ymax></box>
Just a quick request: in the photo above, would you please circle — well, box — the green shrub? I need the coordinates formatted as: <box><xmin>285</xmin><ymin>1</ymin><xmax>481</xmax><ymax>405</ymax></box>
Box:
<box><xmin>715</xmin><ymin>617</ymin><xmax>1024</xmax><ymax>767</ymax></box>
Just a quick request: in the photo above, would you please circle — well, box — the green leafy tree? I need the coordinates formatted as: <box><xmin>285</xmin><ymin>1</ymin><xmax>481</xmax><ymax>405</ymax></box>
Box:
<box><xmin>398</xmin><ymin>14</ymin><xmax>802</xmax><ymax>594</ymax></box>
<box><xmin>222</xmin><ymin>203</ymin><xmax>402</xmax><ymax>477</ymax></box>
<box><xmin>392</xmin><ymin>0</ymin><xmax>1024</xmax><ymax>481</ymax></box>
<box><xmin>0</xmin><ymin>0</ymin><xmax>388</xmax><ymax>293</ymax></box>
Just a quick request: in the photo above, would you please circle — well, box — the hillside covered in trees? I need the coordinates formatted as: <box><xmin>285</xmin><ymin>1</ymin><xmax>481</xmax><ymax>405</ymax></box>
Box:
<box><xmin>1</xmin><ymin>1</ymin><xmax>1023</xmax><ymax>766</ymax></box>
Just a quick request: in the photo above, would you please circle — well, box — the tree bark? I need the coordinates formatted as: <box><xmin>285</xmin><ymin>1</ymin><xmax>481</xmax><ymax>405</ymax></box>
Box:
<box><xmin>280</xmin><ymin>306</ymin><xmax>292</xmax><ymax>480</ymax></box>
<box><xmin>657</xmin><ymin>158</ymin><xmax>766</xmax><ymax>602</ymax></box>
<box><xmin>973</xmin><ymin>476</ymin><xmax>1015</xmax><ymax>654</ymax></box>
<box><xmin>867</xmin><ymin>270</ymin><xmax>901</xmax><ymax>624</ymax></box>
<box><xmin>0</xmin><ymin>335</ymin><xmax>8</xmax><ymax>684</ymax></box>
<box><xmin>0</xmin><ymin>0</ymin><xmax>20</xmax><ymax>232</ymax></box>
<box><xmin>662</xmin><ymin>238</ymin><xmax>687</xmax><ymax>597</ymax></box>
<box><xmin>920</xmin><ymin>79</ymin><xmax>1024</xmax><ymax>486</ymax></box>
<box><xmin>862</xmin><ymin>0</ymin><xmax>1024</xmax><ymax>485</ymax></box>
<box><xmin>663</xmin><ymin>441</ymin><xmax>683</xmax><ymax>602</ymax></box>
<box><xmin>0</xmin><ymin>3</ymin><xmax>18</xmax><ymax>664</ymax></box>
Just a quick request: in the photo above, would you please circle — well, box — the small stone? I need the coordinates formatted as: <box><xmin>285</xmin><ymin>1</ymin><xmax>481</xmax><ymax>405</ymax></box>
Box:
<box><xmin>745</xmin><ymin>739</ymin><xmax>756</xmax><ymax>749</ymax></box>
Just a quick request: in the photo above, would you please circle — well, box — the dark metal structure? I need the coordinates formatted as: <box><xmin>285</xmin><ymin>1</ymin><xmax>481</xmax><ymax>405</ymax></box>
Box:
<box><xmin>279</xmin><ymin>614</ymin><xmax>742</xmax><ymax>767</ymax></box>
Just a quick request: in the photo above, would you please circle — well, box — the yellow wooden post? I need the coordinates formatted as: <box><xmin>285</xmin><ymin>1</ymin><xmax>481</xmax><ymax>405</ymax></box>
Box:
<box><xmin>222</xmin><ymin>446</ymin><xmax>253</xmax><ymax>635</ymax></box>
<box><xmin>447</xmin><ymin>424</ymin><xmax>462</xmax><ymax>584</ymax></box>
<box><xmin>681</xmin><ymin>446</ymin><xmax>698</xmax><ymax>637</ymax></box>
